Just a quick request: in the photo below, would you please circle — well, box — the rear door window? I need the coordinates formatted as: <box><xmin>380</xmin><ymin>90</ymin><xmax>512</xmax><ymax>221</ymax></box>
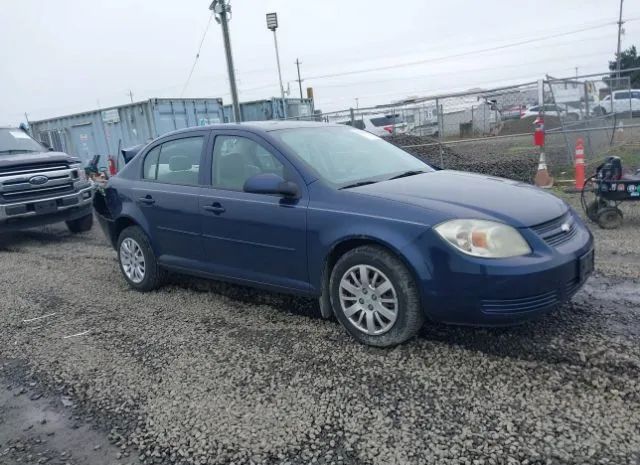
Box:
<box><xmin>614</xmin><ymin>92</ymin><xmax>630</xmax><ymax>100</ymax></box>
<box><xmin>142</xmin><ymin>136</ymin><xmax>204</xmax><ymax>185</ymax></box>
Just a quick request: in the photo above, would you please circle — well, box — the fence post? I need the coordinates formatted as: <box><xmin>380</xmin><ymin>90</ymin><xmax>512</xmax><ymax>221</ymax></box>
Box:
<box><xmin>583</xmin><ymin>81</ymin><xmax>595</xmax><ymax>161</ymax></box>
<box><xmin>435</xmin><ymin>97</ymin><xmax>445</xmax><ymax>168</ymax></box>
<box><xmin>629</xmin><ymin>78</ymin><xmax>633</xmax><ymax>119</ymax></box>
<box><xmin>349</xmin><ymin>107</ymin><xmax>355</xmax><ymax>127</ymax></box>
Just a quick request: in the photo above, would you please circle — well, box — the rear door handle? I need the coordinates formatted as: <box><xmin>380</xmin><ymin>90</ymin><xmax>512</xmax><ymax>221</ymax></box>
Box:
<box><xmin>137</xmin><ymin>195</ymin><xmax>155</xmax><ymax>205</ymax></box>
<box><xmin>203</xmin><ymin>202</ymin><xmax>225</xmax><ymax>214</ymax></box>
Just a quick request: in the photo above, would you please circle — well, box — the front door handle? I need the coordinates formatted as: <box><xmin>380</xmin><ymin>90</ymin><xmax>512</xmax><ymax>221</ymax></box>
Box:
<box><xmin>203</xmin><ymin>202</ymin><xmax>226</xmax><ymax>214</ymax></box>
<box><xmin>137</xmin><ymin>195</ymin><xmax>155</xmax><ymax>205</ymax></box>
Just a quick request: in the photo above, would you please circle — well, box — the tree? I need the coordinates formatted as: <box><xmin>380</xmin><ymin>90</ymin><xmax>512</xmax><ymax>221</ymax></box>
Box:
<box><xmin>608</xmin><ymin>45</ymin><xmax>640</xmax><ymax>88</ymax></box>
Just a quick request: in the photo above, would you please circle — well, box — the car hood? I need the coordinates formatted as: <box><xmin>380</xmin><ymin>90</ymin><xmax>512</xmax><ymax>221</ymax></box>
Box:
<box><xmin>0</xmin><ymin>152</ymin><xmax>78</xmax><ymax>169</ymax></box>
<box><xmin>350</xmin><ymin>170</ymin><xmax>567</xmax><ymax>227</ymax></box>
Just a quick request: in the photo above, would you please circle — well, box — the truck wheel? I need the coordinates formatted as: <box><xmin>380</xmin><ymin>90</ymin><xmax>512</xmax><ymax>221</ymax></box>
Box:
<box><xmin>117</xmin><ymin>226</ymin><xmax>163</xmax><ymax>291</ymax></box>
<box><xmin>66</xmin><ymin>214</ymin><xmax>93</xmax><ymax>233</ymax></box>
<box><xmin>329</xmin><ymin>245</ymin><xmax>424</xmax><ymax>347</ymax></box>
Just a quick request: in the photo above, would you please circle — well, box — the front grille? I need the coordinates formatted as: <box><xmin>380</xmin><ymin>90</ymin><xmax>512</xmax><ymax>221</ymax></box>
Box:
<box><xmin>0</xmin><ymin>162</ymin><xmax>70</xmax><ymax>176</ymax></box>
<box><xmin>480</xmin><ymin>289</ymin><xmax>559</xmax><ymax>314</ymax></box>
<box><xmin>1</xmin><ymin>183</ymin><xmax>75</xmax><ymax>202</ymax></box>
<box><xmin>530</xmin><ymin>211</ymin><xmax>577</xmax><ymax>247</ymax></box>
<box><xmin>0</xmin><ymin>162</ymin><xmax>77</xmax><ymax>203</ymax></box>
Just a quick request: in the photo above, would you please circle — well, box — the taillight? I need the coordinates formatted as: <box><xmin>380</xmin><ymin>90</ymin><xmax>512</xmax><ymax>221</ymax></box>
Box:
<box><xmin>383</xmin><ymin>125</ymin><xmax>393</xmax><ymax>133</ymax></box>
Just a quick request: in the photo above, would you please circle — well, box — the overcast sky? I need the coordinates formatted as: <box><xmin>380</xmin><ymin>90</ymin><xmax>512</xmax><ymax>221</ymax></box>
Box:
<box><xmin>1</xmin><ymin>0</ymin><xmax>639</xmax><ymax>125</ymax></box>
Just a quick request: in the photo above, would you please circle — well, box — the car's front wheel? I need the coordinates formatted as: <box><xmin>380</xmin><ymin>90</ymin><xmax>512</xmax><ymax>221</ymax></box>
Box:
<box><xmin>117</xmin><ymin>226</ymin><xmax>163</xmax><ymax>291</ymax></box>
<box><xmin>329</xmin><ymin>245</ymin><xmax>424</xmax><ymax>347</ymax></box>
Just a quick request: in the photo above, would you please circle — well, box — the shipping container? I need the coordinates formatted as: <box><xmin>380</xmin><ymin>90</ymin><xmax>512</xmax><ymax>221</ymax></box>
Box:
<box><xmin>223</xmin><ymin>98</ymin><xmax>314</xmax><ymax>122</ymax></box>
<box><xmin>30</xmin><ymin>98</ymin><xmax>225</xmax><ymax>165</ymax></box>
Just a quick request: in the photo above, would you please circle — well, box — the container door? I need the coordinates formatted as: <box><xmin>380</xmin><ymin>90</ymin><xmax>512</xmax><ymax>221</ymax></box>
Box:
<box><xmin>70</xmin><ymin>124</ymin><xmax>97</xmax><ymax>162</ymax></box>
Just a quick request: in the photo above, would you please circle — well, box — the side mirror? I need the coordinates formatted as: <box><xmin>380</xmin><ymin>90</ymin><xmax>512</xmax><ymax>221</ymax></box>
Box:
<box><xmin>243</xmin><ymin>173</ymin><xmax>299</xmax><ymax>198</ymax></box>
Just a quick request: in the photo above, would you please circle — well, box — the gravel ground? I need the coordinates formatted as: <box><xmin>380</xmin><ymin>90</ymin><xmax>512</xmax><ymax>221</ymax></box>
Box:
<box><xmin>1</xmin><ymin>193</ymin><xmax>640</xmax><ymax>465</ymax></box>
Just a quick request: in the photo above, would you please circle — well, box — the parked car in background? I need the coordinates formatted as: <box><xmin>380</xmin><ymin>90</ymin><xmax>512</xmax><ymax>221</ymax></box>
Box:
<box><xmin>95</xmin><ymin>121</ymin><xmax>594</xmax><ymax>347</ymax></box>
<box><xmin>520</xmin><ymin>104</ymin><xmax>581</xmax><ymax>121</ymax></box>
<box><xmin>500</xmin><ymin>105</ymin><xmax>525</xmax><ymax>120</ymax></box>
<box><xmin>339</xmin><ymin>113</ymin><xmax>407</xmax><ymax>136</ymax></box>
<box><xmin>0</xmin><ymin>127</ymin><xmax>94</xmax><ymax>233</ymax></box>
<box><xmin>592</xmin><ymin>90</ymin><xmax>640</xmax><ymax>116</ymax></box>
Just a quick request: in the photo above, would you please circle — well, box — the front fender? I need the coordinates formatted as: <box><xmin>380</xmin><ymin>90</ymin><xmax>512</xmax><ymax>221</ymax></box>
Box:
<box><xmin>308</xmin><ymin>207</ymin><xmax>434</xmax><ymax>301</ymax></box>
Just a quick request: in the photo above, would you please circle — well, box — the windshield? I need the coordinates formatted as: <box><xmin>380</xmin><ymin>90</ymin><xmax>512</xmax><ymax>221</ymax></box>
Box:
<box><xmin>0</xmin><ymin>128</ymin><xmax>46</xmax><ymax>155</ymax></box>
<box><xmin>272</xmin><ymin>126</ymin><xmax>431</xmax><ymax>187</ymax></box>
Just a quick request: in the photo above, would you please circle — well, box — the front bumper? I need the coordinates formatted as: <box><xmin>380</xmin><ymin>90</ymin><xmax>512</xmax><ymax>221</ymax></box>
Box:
<box><xmin>0</xmin><ymin>184</ymin><xmax>95</xmax><ymax>230</ymax></box>
<box><xmin>416</xmin><ymin>217</ymin><xmax>595</xmax><ymax>326</ymax></box>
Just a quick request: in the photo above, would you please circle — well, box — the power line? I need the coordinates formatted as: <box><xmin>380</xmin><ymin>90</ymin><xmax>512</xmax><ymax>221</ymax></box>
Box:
<box><xmin>303</xmin><ymin>19</ymin><xmax>638</xmax><ymax>81</ymax></box>
<box><xmin>180</xmin><ymin>11</ymin><xmax>215</xmax><ymax>97</ymax></box>
<box><xmin>313</xmin><ymin>49</ymin><xmax>615</xmax><ymax>90</ymax></box>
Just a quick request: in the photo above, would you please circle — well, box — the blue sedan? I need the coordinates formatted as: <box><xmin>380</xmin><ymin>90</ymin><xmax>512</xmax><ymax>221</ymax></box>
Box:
<box><xmin>95</xmin><ymin>121</ymin><xmax>594</xmax><ymax>347</ymax></box>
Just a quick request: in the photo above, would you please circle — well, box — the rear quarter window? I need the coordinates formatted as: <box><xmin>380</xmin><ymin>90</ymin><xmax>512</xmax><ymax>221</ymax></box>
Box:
<box><xmin>143</xmin><ymin>146</ymin><xmax>161</xmax><ymax>179</ymax></box>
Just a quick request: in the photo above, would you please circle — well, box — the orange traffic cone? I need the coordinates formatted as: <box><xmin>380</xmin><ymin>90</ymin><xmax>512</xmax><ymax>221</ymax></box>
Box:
<box><xmin>534</xmin><ymin>151</ymin><xmax>554</xmax><ymax>188</ymax></box>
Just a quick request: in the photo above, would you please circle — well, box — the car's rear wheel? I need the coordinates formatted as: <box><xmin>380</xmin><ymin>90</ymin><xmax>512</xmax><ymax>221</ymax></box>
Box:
<box><xmin>329</xmin><ymin>245</ymin><xmax>423</xmax><ymax>347</ymax></box>
<box><xmin>117</xmin><ymin>226</ymin><xmax>163</xmax><ymax>291</ymax></box>
<box><xmin>66</xmin><ymin>213</ymin><xmax>93</xmax><ymax>233</ymax></box>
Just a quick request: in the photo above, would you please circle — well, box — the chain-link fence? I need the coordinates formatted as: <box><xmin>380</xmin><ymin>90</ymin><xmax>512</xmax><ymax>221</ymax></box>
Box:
<box><xmin>282</xmin><ymin>67</ymin><xmax>640</xmax><ymax>184</ymax></box>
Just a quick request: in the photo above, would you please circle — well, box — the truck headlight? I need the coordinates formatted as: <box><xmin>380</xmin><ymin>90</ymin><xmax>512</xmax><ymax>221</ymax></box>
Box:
<box><xmin>73</xmin><ymin>165</ymin><xmax>88</xmax><ymax>182</ymax></box>
<box><xmin>434</xmin><ymin>219</ymin><xmax>531</xmax><ymax>258</ymax></box>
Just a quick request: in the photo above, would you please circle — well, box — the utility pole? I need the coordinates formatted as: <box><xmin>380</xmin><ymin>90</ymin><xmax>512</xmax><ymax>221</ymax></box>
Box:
<box><xmin>211</xmin><ymin>0</ymin><xmax>241</xmax><ymax>123</ymax></box>
<box><xmin>294</xmin><ymin>58</ymin><xmax>303</xmax><ymax>99</ymax></box>
<box><xmin>615</xmin><ymin>0</ymin><xmax>624</xmax><ymax>79</ymax></box>
<box><xmin>266</xmin><ymin>13</ymin><xmax>286</xmax><ymax>107</ymax></box>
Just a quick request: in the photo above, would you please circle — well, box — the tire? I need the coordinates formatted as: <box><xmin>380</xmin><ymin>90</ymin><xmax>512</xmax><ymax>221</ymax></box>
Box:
<box><xmin>597</xmin><ymin>207</ymin><xmax>623</xmax><ymax>230</ymax></box>
<box><xmin>66</xmin><ymin>213</ymin><xmax>93</xmax><ymax>233</ymax></box>
<box><xmin>329</xmin><ymin>245</ymin><xmax>424</xmax><ymax>347</ymax></box>
<box><xmin>116</xmin><ymin>225</ymin><xmax>163</xmax><ymax>291</ymax></box>
<box><xmin>586</xmin><ymin>199</ymin><xmax>607</xmax><ymax>222</ymax></box>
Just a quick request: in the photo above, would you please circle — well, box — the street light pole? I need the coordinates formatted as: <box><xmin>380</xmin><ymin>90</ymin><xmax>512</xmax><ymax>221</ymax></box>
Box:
<box><xmin>266</xmin><ymin>13</ymin><xmax>286</xmax><ymax>108</ymax></box>
<box><xmin>211</xmin><ymin>0</ymin><xmax>241</xmax><ymax>122</ymax></box>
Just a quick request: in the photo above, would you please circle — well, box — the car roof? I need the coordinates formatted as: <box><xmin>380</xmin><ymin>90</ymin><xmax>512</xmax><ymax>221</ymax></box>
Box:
<box><xmin>162</xmin><ymin>120</ymin><xmax>342</xmax><ymax>138</ymax></box>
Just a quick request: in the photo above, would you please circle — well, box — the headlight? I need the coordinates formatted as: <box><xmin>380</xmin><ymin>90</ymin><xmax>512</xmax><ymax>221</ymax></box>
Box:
<box><xmin>73</xmin><ymin>165</ymin><xmax>88</xmax><ymax>181</ymax></box>
<box><xmin>434</xmin><ymin>219</ymin><xmax>531</xmax><ymax>258</ymax></box>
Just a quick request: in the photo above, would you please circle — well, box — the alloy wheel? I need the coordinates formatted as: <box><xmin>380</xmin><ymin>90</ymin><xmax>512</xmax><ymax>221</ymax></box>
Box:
<box><xmin>120</xmin><ymin>237</ymin><xmax>146</xmax><ymax>284</ymax></box>
<box><xmin>338</xmin><ymin>264</ymin><xmax>398</xmax><ymax>335</ymax></box>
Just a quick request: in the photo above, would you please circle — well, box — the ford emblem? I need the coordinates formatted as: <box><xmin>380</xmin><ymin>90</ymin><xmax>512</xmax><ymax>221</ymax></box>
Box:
<box><xmin>29</xmin><ymin>175</ymin><xmax>49</xmax><ymax>185</ymax></box>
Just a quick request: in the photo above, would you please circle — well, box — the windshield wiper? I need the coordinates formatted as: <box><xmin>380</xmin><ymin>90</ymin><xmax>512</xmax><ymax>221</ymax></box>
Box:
<box><xmin>339</xmin><ymin>180</ymin><xmax>380</xmax><ymax>189</ymax></box>
<box><xmin>387</xmin><ymin>170</ymin><xmax>427</xmax><ymax>180</ymax></box>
